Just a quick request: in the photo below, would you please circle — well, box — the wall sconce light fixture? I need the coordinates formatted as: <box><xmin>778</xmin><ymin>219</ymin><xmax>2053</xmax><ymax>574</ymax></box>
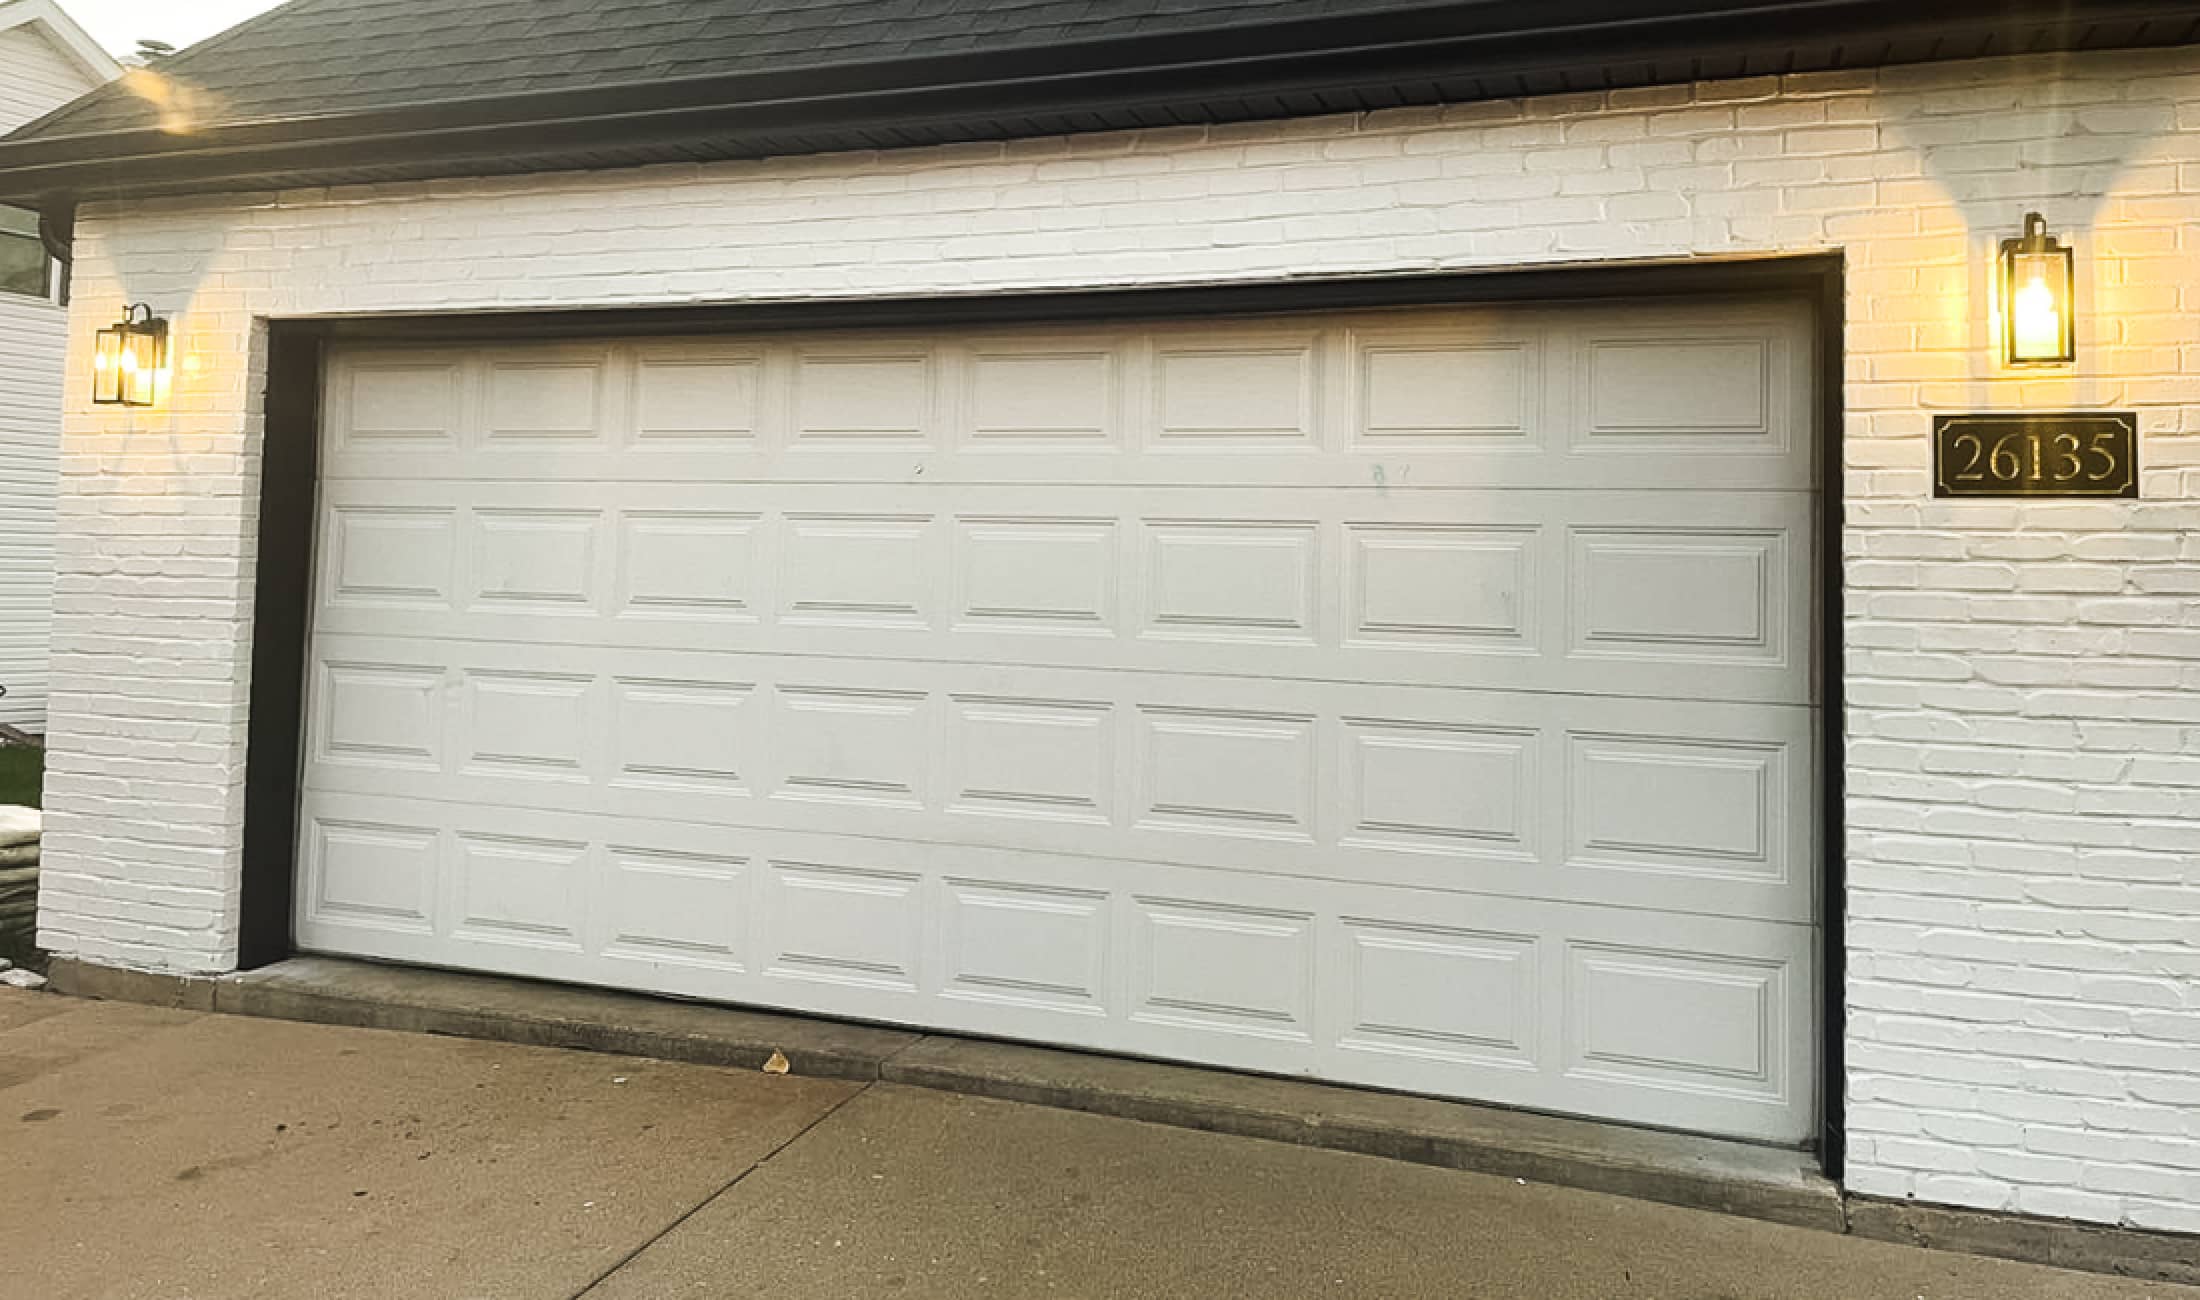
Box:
<box><xmin>92</xmin><ymin>303</ymin><xmax>169</xmax><ymax>407</ymax></box>
<box><xmin>2000</xmin><ymin>212</ymin><xmax>2075</xmax><ymax>368</ymax></box>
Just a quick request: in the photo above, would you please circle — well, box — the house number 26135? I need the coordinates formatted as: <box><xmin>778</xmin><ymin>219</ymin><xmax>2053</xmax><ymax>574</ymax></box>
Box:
<box><xmin>1931</xmin><ymin>413</ymin><xmax>2138</xmax><ymax>498</ymax></box>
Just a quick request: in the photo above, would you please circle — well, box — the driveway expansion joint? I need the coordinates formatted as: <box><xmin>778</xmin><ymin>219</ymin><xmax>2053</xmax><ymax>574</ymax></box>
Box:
<box><xmin>568</xmin><ymin>1080</ymin><xmax>878</xmax><ymax>1300</ymax></box>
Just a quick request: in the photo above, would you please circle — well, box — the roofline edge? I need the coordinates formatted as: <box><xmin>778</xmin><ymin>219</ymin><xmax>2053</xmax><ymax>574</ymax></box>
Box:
<box><xmin>2</xmin><ymin>0</ymin><xmax>2195</xmax><ymax>206</ymax></box>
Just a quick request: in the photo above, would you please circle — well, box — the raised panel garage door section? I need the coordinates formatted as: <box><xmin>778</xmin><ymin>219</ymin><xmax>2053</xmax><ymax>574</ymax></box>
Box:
<box><xmin>298</xmin><ymin>298</ymin><xmax>1820</xmax><ymax>1144</ymax></box>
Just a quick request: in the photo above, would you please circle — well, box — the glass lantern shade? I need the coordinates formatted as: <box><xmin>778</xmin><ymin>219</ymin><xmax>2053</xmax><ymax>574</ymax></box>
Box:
<box><xmin>2000</xmin><ymin>213</ymin><xmax>2075</xmax><ymax>367</ymax></box>
<box><xmin>92</xmin><ymin>305</ymin><xmax>168</xmax><ymax>407</ymax></box>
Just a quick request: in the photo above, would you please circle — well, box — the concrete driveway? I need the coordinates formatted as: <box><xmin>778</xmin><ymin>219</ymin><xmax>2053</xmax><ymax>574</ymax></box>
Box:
<box><xmin>1</xmin><ymin>988</ymin><xmax>2187</xmax><ymax>1300</ymax></box>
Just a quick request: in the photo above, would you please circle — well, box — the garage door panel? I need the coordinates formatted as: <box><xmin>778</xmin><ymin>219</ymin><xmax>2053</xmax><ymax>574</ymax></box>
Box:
<box><xmin>303</xmin><ymin>816</ymin><xmax>439</xmax><ymax>938</ymax></box>
<box><xmin>629</xmin><ymin>345</ymin><xmax>766</xmax><ymax>443</ymax></box>
<box><xmin>312</xmin><ymin>659</ymin><xmax>445</xmax><ymax>773</ymax></box>
<box><xmin>321</xmin><ymin>448</ymin><xmax>1812</xmax><ymax>494</ymax></box>
<box><xmin>306</xmin><ymin>632</ymin><xmax>1812</xmax><ymax>922</ymax></box>
<box><xmin>465</xmin><ymin>508</ymin><xmax>608</xmax><ymax>614</ymax></box>
<box><xmin>940</xmin><ymin>877</ymin><xmax>1112</xmax><ymax>1017</ymax></box>
<box><xmin>1554</xmin><ymin>911</ymin><xmax>1815</xmax><ymax>1134</ymax></box>
<box><xmin>319</xmin><ymin>301</ymin><xmax>1813</xmax><ymax>493</ymax></box>
<box><xmin>789</xmin><ymin>341</ymin><xmax>942</xmax><ymax>445</ymax></box>
<box><xmin>616</xmin><ymin>510</ymin><xmax>766</xmax><ymax>623</ymax></box>
<box><xmin>599</xmin><ymin>844</ymin><xmax>751</xmax><ymax>973</ymax></box>
<box><xmin>479</xmin><ymin>345</ymin><xmax>617</xmax><ymax>444</ymax></box>
<box><xmin>961</xmin><ymin>338</ymin><xmax>1124</xmax><ymax>446</ymax></box>
<box><xmin>1329</xmin><ymin>917</ymin><xmax>1542</xmax><ymax>1072</ymax></box>
<box><xmin>325</xmin><ymin>355</ymin><xmax>464</xmax><ymax>451</ymax></box>
<box><xmin>762</xmin><ymin>858</ymin><xmax>927</xmax><ymax>994</ymax></box>
<box><xmin>1565</xmin><ymin>316</ymin><xmax>1805</xmax><ymax>456</ymax></box>
<box><xmin>296</xmin><ymin>790</ymin><xmax>1813</xmax><ymax>1142</ymax></box>
<box><xmin>609</xmin><ymin>676</ymin><xmax>758</xmax><ymax>796</ymax></box>
<box><xmin>780</xmin><ymin>512</ymin><xmax>941</xmax><ymax>630</ymax></box>
<box><xmin>311</xmin><ymin>480</ymin><xmax>1813</xmax><ymax>704</ymax></box>
<box><xmin>318</xmin><ymin>503</ymin><xmax>458</xmax><ymax>611</ymax></box>
<box><xmin>1346</xmin><ymin>319</ymin><xmax>1545</xmax><ymax>448</ymax></box>
<box><xmin>446</xmin><ymin>830</ymin><xmax>591</xmax><ymax>953</ymax></box>
<box><xmin>305</xmin><ymin>299</ymin><xmax>1819</xmax><ymax>1143</ymax></box>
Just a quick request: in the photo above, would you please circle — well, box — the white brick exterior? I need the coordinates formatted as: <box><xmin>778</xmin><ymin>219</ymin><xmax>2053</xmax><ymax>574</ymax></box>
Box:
<box><xmin>41</xmin><ymin>46</ymin><xmax>2200</xmax><ymax>1231</ymax></box>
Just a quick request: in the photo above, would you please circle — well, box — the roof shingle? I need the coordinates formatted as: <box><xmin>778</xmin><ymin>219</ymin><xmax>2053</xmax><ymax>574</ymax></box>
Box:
<box><xmin>21</xmin><ymin>0</ymin><xmax>1446</xmax><ymax>139</ymax></box>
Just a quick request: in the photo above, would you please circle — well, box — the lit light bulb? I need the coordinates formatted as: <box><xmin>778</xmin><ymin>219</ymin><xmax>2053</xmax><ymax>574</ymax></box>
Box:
<box><xmin>2011</xmin><ymin>273</ymin><xmax>2060</xmax><ymax>361</ymax></box>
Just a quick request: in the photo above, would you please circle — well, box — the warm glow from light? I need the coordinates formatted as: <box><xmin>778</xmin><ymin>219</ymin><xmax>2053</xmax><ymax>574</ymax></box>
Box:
<box><xmin>93</xmin><ymin>326</ymin><xmax>125</xmax><ymax>404</ymax></box>
<box><xmin>118</xmin><ymin>66</ymin><xmax>223</xmax><ymax>136</ymax></box>
<box><xmin>1999</xmin><ymin>213</ymin><xmax>2074</xmax><ymax>367</ymax></box>
<box><xmin>91</xmin><ymin>307</ymin><xmax>169</xmax><ymax>407</ymax></box>
<box><xmin>2012</xmin><ymin>271</ymin><xmax>2061</xmax><ymax>361</ymax></box>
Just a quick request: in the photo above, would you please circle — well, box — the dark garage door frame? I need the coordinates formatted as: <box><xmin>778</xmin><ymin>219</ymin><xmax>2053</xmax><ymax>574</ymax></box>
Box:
<box><xmin>241</xmin><ymin>252</ymin><xmax>1849</xmax><ymax>1174</ymax></box>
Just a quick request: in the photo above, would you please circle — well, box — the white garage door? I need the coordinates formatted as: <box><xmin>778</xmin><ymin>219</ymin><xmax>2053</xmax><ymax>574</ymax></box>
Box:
<box><xmin>297</xmin><ymin>297</ymin><xmax>1820</xmax><ymax>1143</ymax></box>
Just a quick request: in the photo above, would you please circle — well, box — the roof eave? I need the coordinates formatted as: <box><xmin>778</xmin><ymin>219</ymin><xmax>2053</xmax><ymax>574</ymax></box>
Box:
<box><xmin>2</xmin><ymin>0</ymin><xmax>2197</xmax><ymax>207</ymax></box>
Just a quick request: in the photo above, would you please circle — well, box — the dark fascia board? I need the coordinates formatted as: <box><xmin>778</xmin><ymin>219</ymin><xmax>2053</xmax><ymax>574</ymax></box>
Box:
<box><xmin>2</xmin><ymin>0</ymin><xmax>2196</xmax><ymax>205</ymax></box>
<box><xmin>300</xmin><ymin>250</ymin><xmax>1843</xmax><ymax>342</ymax></box>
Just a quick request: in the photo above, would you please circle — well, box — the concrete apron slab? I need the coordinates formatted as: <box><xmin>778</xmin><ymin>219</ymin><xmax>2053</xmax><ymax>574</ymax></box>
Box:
<box><xmin>0</xmin><ymin>989</ymin><xmax>862</xmax><ymax>1300</ymax></box>
<box><xmin>47</xmin><ymin>955</ymin><xmax>2199</xmax><ymax>1286</ymax></box>
<box><xmin>586</xmin><ymin>1084</ymin><xmax>2185</xmax><ymax>1300</ymax></box>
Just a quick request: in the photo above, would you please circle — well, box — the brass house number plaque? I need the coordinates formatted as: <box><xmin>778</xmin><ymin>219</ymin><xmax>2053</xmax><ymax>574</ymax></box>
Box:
<box><xmin>1932</xmin><ymin>413</ymin><xmax>2139</xmax><ymax>498</ymax></box>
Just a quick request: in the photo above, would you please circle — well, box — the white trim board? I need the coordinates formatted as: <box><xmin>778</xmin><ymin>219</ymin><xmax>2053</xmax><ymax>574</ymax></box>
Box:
<box><xmin>0</xmin><ymin>0</ymin><xmax>121</xmax><ymax>89</ymax></box>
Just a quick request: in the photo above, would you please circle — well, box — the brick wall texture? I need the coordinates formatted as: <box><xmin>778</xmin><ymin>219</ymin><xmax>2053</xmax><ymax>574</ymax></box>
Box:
<box><xmin>40</xmin><ymin>45</ymin><xmax>2200</xmax><ymax>1231</ymax></box>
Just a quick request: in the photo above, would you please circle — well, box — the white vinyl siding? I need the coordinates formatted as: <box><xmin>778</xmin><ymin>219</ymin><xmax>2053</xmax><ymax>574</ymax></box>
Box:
<box><xmin>0</xmin><ymin>288</ymin><xmax>60</xmax><ymax>724</ymax></box>
<box><xmin>0</xmin><ymin>17</ymin><xmax>99</xmax><ymax>727</ymax></box>
<box><xmin>0</xmin><ymin>22</ymin><xmax>87</xmax><ymax>130</ymax></box>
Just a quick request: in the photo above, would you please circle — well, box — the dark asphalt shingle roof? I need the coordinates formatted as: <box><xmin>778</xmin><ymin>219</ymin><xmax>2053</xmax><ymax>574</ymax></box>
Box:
<box><xmin>24</xmin><ymin>0</ymin><xmax>1448</xmax><ymax>138</ymax></box>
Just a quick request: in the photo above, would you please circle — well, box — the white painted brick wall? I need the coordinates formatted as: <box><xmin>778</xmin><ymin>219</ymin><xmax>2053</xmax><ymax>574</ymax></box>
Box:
<box><xmin>40</xmin><ymin>45</ymin><xmax>2200</xmax><ymax>1231</ymax></box>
